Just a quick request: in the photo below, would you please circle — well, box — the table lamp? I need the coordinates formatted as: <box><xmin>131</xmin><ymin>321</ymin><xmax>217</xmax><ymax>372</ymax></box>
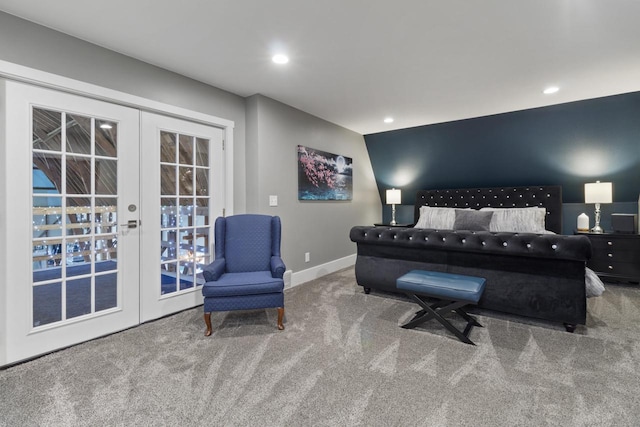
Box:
<box><xmin>584</xmin><ymin>181</ymin><xmax>612</xmax><ymax>233</ymax></box>
<box><xmin>386</xmin><ymin>188</ymin><xmax>401</xmax><ymax>225</ymax></box>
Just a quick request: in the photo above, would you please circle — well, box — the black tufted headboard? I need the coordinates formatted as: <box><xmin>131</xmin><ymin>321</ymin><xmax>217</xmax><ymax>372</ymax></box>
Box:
<box><xmin>414</xmin><ymin>185</ymin><xmax>563</xmax><ymax>234</ymax></box>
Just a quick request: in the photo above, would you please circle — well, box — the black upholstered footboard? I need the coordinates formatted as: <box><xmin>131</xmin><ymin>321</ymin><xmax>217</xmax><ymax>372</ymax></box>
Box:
<box><xmin>350</xmin><ymin>226</ymin><xmax>591</xmax><ymax>326</ymax></box>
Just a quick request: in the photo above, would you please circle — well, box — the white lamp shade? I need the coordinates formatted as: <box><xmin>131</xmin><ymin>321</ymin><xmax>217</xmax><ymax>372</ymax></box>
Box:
<box><xmin>585</xmin><ymin>182</ymin><xmax>613</xmax><ymax>204</ymax></box>
<box><xmin>386</xmin><ymin>188</ymin><xmax>401</xmax><ymax>205</ymax></box>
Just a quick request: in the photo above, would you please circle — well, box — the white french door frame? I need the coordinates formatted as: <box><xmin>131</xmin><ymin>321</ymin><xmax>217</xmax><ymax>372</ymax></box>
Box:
<box><xmin>0</xmin><ymin>60</ymin><xmax>234</xmax><ymax>367</ymax></box>
<box><xmin>139</xmin><ymin>112</ymin><xmax>225</xmax><ymax>322</ymax></box>
<box><xmin>3</xmin><ymin>81</ymin><xmax>142</xmax><ymax>364</ymax></box>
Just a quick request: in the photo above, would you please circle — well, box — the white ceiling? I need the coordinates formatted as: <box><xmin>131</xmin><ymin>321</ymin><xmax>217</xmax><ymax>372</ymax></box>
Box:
<box><xmin>1</xmin><ymin>0</ymin><xmax>640</xmax><ymax>135</ymax></box>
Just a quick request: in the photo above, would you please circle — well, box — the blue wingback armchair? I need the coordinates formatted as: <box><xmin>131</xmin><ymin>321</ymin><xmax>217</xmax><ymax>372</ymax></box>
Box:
<box><xmin>201</xmin><ymin>214</ymin><xmax>286</xmax><ymax>336</ymax></box>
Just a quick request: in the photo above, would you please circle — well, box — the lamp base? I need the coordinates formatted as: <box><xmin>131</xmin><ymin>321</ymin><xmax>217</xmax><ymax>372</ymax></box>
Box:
<box><xmin>591</xmin><ymin>203</ymin><xmax>604</xmax><ymax>233</ymax></box>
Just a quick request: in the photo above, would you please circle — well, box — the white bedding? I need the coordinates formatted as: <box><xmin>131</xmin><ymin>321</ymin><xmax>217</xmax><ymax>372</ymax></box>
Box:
<box><xmin>586</xmin><ymin>267</ymin><xmax>606</xmax><ymax>298</ymax></box>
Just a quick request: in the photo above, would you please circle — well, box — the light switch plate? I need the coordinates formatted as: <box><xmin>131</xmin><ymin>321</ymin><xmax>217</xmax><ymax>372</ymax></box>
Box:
<box><xmin>269</xmin><ymin>195</ymin><xmax>278</xmax><ymax>207</ymax></box>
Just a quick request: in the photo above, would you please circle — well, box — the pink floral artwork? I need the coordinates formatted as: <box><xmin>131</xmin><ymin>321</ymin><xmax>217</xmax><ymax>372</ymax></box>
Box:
<box><xmin>298</xmin><ymin>145</ymin><xmax>352</xmax><ymax>200</ymax></box>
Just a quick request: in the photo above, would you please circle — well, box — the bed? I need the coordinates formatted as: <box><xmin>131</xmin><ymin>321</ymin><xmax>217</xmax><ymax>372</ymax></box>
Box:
<box><xmin>350</xmin><ymin>185</ymin><xmax>603</xmax><ymax>331</ymax></box>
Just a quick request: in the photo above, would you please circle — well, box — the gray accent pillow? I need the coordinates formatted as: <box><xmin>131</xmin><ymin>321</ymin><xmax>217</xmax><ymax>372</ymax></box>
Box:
<box><xmin>480</xmin><ymin>207</ymin><xmax>546</xmax><ymax>233</ymax></box>
<box><xmin>414</xmin><ymin>206</ymin><xmax>457</xmax><ymax>229</ymax></box>
<box><xmin>453</xmin><ymin>210</ymin><xmax>494</xmax><ymax>231</ymax></box>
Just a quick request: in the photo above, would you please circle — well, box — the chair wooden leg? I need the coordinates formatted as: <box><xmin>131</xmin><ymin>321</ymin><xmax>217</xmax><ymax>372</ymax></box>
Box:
<box><xmin>204</xmin><ymin>312</ymin><xmax>213</xmax><ymax>336</ymax></box>
<box><xmin>277</xmin><ymin>307</ymin><xmax>285</xmax><ymax>330</ymax></box>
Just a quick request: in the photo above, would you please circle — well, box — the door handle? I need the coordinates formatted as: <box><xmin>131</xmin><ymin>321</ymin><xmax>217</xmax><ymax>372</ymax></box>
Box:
<box><xmin>120</xmin><ymin>220</ymin><xmax>139</xmax><ymax>229</ymax></box>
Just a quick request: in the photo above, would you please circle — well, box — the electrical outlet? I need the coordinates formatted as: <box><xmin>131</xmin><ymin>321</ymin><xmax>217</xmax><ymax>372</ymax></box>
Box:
<box><xmin>269</xmin><ymin>195</ymin><xmax>278</xmax><ymax>207</ymax></box>
<box><xmin>305</xmin><ymin>252</ymin><xmax>310</xmax><ymax>263</ymax></box>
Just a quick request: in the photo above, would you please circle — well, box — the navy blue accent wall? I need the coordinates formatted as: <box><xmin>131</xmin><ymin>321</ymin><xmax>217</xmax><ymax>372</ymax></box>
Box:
<box><xmin>365</xmin><ymin>92</ymin><xmax>640</xmax><ymax>208</ymax></box>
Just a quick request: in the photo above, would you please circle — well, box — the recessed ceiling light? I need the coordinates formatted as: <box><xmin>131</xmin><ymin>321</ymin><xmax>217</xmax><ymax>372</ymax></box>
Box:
<box><xmin>272</xmin><ymin>54</ymin><xmax>289</xmax><ymax>64</ymax></box>
<box><xmin>99</xmin><ymin>123</ymin><xmax>112</xmax><ymax>129</ymax></box>
<box><xmin>543</xmin><ymin>86</ymin><xmax>559</xmax><ymax>95</ymax></box>
<box><xmin>384</xmin><ymin>117</ymin><xmax>394</xmax><ymax>123</ymax></box>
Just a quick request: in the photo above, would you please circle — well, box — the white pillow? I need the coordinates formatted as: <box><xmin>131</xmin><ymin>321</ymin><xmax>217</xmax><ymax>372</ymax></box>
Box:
<box><xmin>414</xmin><ymin>206</ymin><xmax>457</xmax><ymax>230</ymax></box>
<box><xmin>480</xmin><ymin>207</ymin><xmax>546</xmax><ymax>233</ymax></box>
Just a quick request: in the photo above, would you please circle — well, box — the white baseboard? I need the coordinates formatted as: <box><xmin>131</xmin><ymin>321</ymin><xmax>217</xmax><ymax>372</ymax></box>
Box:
<box><xmin>284</xmin><ymin>254</ymin><xmax>356</xmax><ymax>289</ymax></box>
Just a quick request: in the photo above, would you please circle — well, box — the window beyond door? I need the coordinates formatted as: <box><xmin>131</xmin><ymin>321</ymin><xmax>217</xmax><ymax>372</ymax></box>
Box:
<box><xmin>159</xmin><ymin>131</ymin><xmax>212</xmax><ymax>295</ymax></box>
<box><xmin>32</xmin><ymin>107</ymin><xmax>120</xmax><ymax>327</ymax></box>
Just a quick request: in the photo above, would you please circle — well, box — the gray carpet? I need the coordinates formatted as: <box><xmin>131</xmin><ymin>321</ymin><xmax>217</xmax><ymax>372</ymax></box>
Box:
<box><xmin>2</xmin><ymin>267</ymin><xmax>640</xmax><ymax>426</ymax></box>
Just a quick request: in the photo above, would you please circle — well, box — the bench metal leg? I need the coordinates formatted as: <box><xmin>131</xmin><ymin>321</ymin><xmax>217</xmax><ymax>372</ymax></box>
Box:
<box><xmin>401</xmin><ymin>293</ymin><xmax>482</xmax><ymax>345</ymax></box>
<box><xmin>403</xmin><ymin>297</ymin><xmax>459</xmax><ymax>329</ymax></box>
<box><xmin>454</xmin><ymin>307</ymin><xmax>483</xmax><ymax>328</ymax></box>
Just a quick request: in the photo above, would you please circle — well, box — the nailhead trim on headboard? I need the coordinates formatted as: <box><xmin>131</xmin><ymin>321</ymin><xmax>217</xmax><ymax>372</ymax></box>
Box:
<box><xmin>414</xmin><ymin>186</ymin><xmax>563</xmax><ymax>234</ymax></box>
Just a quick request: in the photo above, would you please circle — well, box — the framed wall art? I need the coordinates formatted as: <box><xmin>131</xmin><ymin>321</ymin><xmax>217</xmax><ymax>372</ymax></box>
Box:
<box><xmin>297</xmin><ymin>145</ymin><xmax>352</xmax><ymax>200</ymax></box>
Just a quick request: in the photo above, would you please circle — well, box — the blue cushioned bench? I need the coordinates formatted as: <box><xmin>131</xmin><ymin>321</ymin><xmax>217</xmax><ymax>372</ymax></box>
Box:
<box><xmin>397</xmin><ymin>270</ymin><xmax>486</xmax><ymax>345</ymax></box>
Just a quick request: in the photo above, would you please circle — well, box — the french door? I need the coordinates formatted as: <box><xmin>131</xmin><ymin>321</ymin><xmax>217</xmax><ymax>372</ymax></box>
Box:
<box><xmin>2</xmin><ymin>81</ymin><xmax>224</xmax><ymax>365</ymax></box>
<box><xmin>3</xmin><ymin>81</ymin><xmax>140</xmax><ymax>364</ymax></box>
<box><xmin>139</xmin><ymin>112</ymin><xmax>224</xmax><ymax>321</ymax></box>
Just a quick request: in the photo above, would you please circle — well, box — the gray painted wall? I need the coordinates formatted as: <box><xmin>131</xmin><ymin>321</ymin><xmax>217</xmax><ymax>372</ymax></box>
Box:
<box><xmin>0</xmin><ymin>11</ymin><xmax>247</xmax><ymax>213</ymax></box>
<box><xmin>245</xmin><ymin>95</ymin><xmax>380</xmax><ymax>273</ymax></box>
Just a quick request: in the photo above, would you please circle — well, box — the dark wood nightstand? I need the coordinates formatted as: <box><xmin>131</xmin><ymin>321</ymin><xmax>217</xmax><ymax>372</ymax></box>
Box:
<box><xmin>374</xmin><ymin>223</ymin><xmax>413</xmax><ymax>228</ymax></box>
<box><xmin>575</xmin><ymin>231</ymin><xmax>640</xmax><ymax>284</ymax></box>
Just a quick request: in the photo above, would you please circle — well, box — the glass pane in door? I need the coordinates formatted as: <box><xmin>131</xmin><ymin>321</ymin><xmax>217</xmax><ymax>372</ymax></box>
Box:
<box><xmin>94</xmin><ymin>120</ymin><xmax>117</xmax><ymax>157</ymax></box>
<box><xmin>32</xmin><ymin>107</ymin><xmax>120</xmax><ymax>327</ymax></box>
<box><xmin>32</xmin><ymin>109</ymin><xmax>62</xmax><ymax>151</ymax></box>
<box><xmin>159</xmin><ymin>130</ymin><xmax>211</xmax><ymax>296</ymax></box>
<box><xmin>66</xmin><ymin>114</ymin><xmax>92</xmax><ymax>155</ymax></box>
